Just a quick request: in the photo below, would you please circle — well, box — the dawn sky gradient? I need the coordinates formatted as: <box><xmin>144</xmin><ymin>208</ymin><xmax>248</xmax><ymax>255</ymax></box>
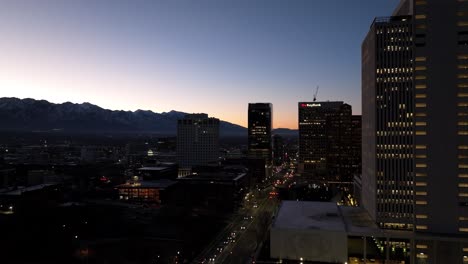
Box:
<box><xmin>0</xmin><ymin>0</ymin><xmax>399</xmax><ymax>129</ymax></box>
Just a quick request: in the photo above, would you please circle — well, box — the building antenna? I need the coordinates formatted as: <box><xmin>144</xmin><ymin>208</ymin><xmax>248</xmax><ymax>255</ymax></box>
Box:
<box><xmin>313</xmin><ymin>85</ymin><xmax>319</xmax><ymax>102</ymax></box>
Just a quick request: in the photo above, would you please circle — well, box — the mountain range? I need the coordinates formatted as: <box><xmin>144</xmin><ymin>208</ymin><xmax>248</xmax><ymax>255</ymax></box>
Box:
<box><xmin>0</xmin><ymin>98</ymin><xmax>297</xmax><ymax>137</ymax></box>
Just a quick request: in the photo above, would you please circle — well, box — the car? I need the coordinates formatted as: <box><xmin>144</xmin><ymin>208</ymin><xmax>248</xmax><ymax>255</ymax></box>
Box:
<box><xmin>240</xmin><ymin>226</ymin><xmax>246</xmax><ymax>230</ymax></box>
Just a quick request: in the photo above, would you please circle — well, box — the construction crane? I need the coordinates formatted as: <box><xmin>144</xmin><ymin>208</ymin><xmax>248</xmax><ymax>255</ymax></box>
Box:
<box><xmin>313</xmin><ymin>85</ymin><xmax>319</xmax><ymax>102</ymax></box>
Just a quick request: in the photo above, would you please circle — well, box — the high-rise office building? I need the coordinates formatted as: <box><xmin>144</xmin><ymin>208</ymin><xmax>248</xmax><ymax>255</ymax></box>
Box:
<box><xmin>298</xmin><ymin>101</ymin><xmax>357</xmax><ymax>182</ymax></box>
<box><xmin>363</xmin><ymin>0</ymin><xmax>468</xmax><ymax>262</ymax></box>
<box><xmin>176</xmin><ymin>114</ymin><xmax>219</xmax><ymax>168</ymax></box>
<box><xmin>273</xmin><ymin>134</ymin><xmax>285</xmax><ymax>166</ymax></box>
<box><xmin>362</xmin><ymin>13</ymin><xmax>414</xmax><ymax>230</ymax></box>
<box><xmin>340</xmin><ymin>115</ymin><xmax>362</xmax><ymax>182</ymax></box>
<box><xmin>248</xmin><ymin>103</ymin><xmax>272</xmax><ymax>162</ymax></box>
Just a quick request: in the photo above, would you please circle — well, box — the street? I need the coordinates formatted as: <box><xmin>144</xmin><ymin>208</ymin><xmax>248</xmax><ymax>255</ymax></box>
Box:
<box><xmin>192</xmin><ymin>167</ymin><xmax>292</xmax><ymax>264</ymax></box>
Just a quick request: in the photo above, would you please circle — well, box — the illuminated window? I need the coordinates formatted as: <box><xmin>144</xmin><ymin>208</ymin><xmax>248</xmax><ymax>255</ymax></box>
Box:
<box><xmin>416</xmin><ymin>182</ymin><xmax>427</xmax><ymax>186</ymax></box>
<box><xmin>460</xmin><ymin>228</ymin><xmax>468</xmax><ymax>232</ymax></box>
<box><xmin>459</xmin><ymin>183</ymin><xmax>468</xmax><ymax>187</ymax></box>
<box><xmin>416</xmin><ymin>113</ymin><xmax>427</xmax><ymax>117</ymax></box>
<box><xmin>460</xmin><ymin>122</ymin><xmax>468</xmax><ymax>126</ymax></box>
<box><xmin>416</xmin><ymin>191</ymin><xmax>427</xmax><ymax>196</ymax></box>
<box><xmin>460</xmin><ymin>103</ymin><xmax>468</xmax><ymax>107</ymax></box>
<box><xmin>460</xmin><ymin>22</ymin><xmax>468</xmax><ymax>27</ymax></box>
<box><xmin>415</xmin><ymin>56</ymin><xmax>427</xmax><ymax>61</ymax></box>
<box><xmin>460</xmin><ymin>74</ymin><xmax>468</xmax><ymax>79</ymax></box>
<box><xmin>460</xmin><ymin>93</ymin><xmax>468</xmax><ymax>97</ymax></box>
<box><xmin>416</xmin><ymin>163</ymin><xmax>427</xmax><ymax>168</ymax></box>
<box><xmin>415</xmin><ymin>0</ymin><xmax>427</xmax><ymax>5</ymax></box>
<box><xmin>459</xmin><ymin>217</ymin><xmax>468</xmax><ymax>221</ymax></box>
<box><xmin>416</xmin><ymin>103</ymin><xmax>427</xmax><ymax>108</ymax></box>
<box><xmin>416</xmin><ymin>122</ymin><xmax>427</xmax><ymax>126</ymax></box>
<box><xmin>416</xmin><ymin>84</ymin><xmax>427</xmax><ymax>89</ymax></box>
<box><xmin>416</xmin><ymin>145</ymin><xmax>427</xmax><ymax>149</ymax></box>
<box><xmin>416</xmin><ymin>173</ymin><xmax>427</xmax><ymax>177</ymax></box>
<box><xmin>416</xmin><ymin>94</ymin><xmax>427</xmax><ymax>98</ymax></box>
<box><xmin>459</xmin><ymin>146</ymin><xmax>468</xmax><ymax>150</ymax></box>
<box><xmin>416</xmin><ymin>244</ymin><xmax>428</xmax><ymax>248</ymax></box>
<box><xmin>459</xmin><ymin>131</ymin><xmax>468</xmax><ymax>135</ymax></box>
<box><xmin>459</xmin><ymin>65</ymin><xmax>468</xmax><ymax>69</ymax></box>
<box><xmin>416</xmin><ymin>24</ymin><xmax>427</xmax><ymax>29</ymax></box>
<box><xmin>459</xmin><ymin>12</ymin><xmax>468</xmax><ymax>17</ymax></box>
<box><xmin>460</xmin><ymin>174</ymin><xmax>468</xmax><ymax>178</ymax></box>
<box><xmin>415</xmin><ymin>14</ymin><xmax>427</xmax><ymax>20</ymax></box>
<box><xmin>416</xmin><ymin>154</ymin><xmax>427</xmax><ymax>158</ymax></box>
<box><xmin>416</xmin><ymin>131</ymin><xmax>427</xmax><ymax>135</ymax></box>
<box><xmin>460</xmin><ymin>84</ymin><xmax>468</xmax><ymax>88</ymax></box>
<box><xmin>416</xmin><ymin>75</ymin><xmax>427</xmax><ymax>80</ymax></box>
<box><xmin>460</xmin><ymin>55</ymin><xmax>468</xmax><ymax>60</ymax></box>
<box><xmin>416</xmin><ymin>66</ymin><xmax>427</xmax><ymax>71</ymax></box>
<box><xmin>416</xmin><ymin>200</ymin><xmax>428</xmax><ymax>205</ymax></box>
<box><xmin>460</xmin><ymin>193</ymin><xmax>468</xmax><ymax>197</ymax></box>
<box><xmin>417</xmin><ymin>225</ymin><xmax>428</xmax><ymax>230</ymax></box>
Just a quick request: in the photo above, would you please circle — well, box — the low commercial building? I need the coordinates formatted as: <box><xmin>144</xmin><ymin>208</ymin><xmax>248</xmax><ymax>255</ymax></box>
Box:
<box><xmin>0</xmin><ymin>183</ymin><xmax>62</xmax><ymax>215</ymax></box>
<box><xmin>116</xmin><ymin>179</ymin><xmax>176</xmax><ymax>204</ymax></box>
<box><xmin>271</xmin><ymin>201</ymin><xmax>350</xmax><ymax>263</ymax></box>
<box><xmin>271</xmin><ymin>201</ymin><xmax>468</xmax><ymax>263</ymax></box>
<box><xmin>137</xmin><ymin>162</ymin><xmax>178</xmax><ymax>180</ymax></box>
<box><xmin>174</xmin><ymin>171</ymin><xmax>248</xmax><ymax>214</ymax></box>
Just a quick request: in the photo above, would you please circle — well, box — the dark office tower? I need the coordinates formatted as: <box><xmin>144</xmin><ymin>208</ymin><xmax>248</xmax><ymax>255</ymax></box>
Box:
<box><xmin>363</xmin><ymin>0</ymin><xmax>468</xmax><ymax>262</ymax></box>
<box><xmin>248</xmin><ymin>103</ymin><xmax>272</xmax><ymax>162</ymax></box>
<box><xmin>273</xmin><ymin>134</ymin><xmax>284</xmax><ymax>166</ymax></box>
<box><xmin>298</xmin><ymin>102</ymin><xmax>354</xmax><ymax>182</ymax></box>
<box><xmin>349</xmin><ymin>115</ymin><xmax>362</xmax><ymax>177</ymax></box>
<box><xmin>362</xmin><ymin>14</ymin><xmax>414</xmax><ymax>230</ymax></box>
<box><xmin>176</xmin><ymin>114</ymin><xmax>219</xmax><ymax>169</ymax></box>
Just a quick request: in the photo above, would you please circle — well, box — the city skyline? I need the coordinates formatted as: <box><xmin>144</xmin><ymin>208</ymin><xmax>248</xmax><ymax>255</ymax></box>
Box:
<box><xmin>0</xmin><ymin>0</ymin><xmax>398</xmax><ymax>129</ymax></box>
<box><xmin>3</xmin><ymin>0</ymin><xmax>468</xmax><ymax>263</ymax></box>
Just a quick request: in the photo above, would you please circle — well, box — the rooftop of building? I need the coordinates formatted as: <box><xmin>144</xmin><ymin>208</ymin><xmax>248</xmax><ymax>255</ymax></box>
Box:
<box><xmin>248</xmin><ymin>103</ymin><xmax>272</xmax><ymax>109</ymax></box>
<box><xmin>178</xmin><ymin>171</ymin><xmax>247</xmax><ymax>183</ymax></box>
<box><xmin>273</xmin><ymin>201</ymin><xmax>381</xmax><ymax>235</ymax></box>
<box><xmin>371</xmin><ymin>15</ymin><xmax>412</xmax><ymax>27</ymax></box>
<box><xmin>138</xmin><ymin>166</ymin><xmax>173</xmax><ymax>171</ymax></box>
<box><xmin>298</xmin><ymin>101</ymin><xmax>349</xmax><ymax>109</ymax></box>
<box><xmin>392</xmin><ymin>0</ymin><xmax>412</xmax><ymax>16</ymax></box>
<box><xmin>0</xmin><ymin>183</ymin><xmax>59</xmax><ymax>196</ymax></box>
<box><xmin>116</xmin><ymin>179</ymin><xmax>177</xmax><ymax>189</ymax></box>
<box><xmin>274</xmin><ymin>202</ymin><xmax>468</xmax><ymax>242</ymax></box>
<box><xmin>180</xmin><ymin>113</ymin><xmax>220</xmax><ymax>120</ymax></box>
<box><xmin>273</xmin><ymin>201</ymin><xmax>346</xmax><ymax>232</ymax></box>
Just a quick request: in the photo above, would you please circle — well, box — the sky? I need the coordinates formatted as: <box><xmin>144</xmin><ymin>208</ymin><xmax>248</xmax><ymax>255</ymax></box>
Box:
<box><xmin>0</xmin><ymin>0</ymin><xmax>399</xmax><ymax>129</ymax></box>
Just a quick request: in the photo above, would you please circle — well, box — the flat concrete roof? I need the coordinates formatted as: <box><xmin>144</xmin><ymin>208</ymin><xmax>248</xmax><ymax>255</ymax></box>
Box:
<box><xmin>273</xmin><ymin>201</ymin><xmax>382</xmax><ymax>235</ymax></box>
<box><xmin>138</xmin><ymin>167</ymin><xmax>170</xmax><ymax>171</ymax></box>
<box><xmin>0</xmin><ymin>183</ymin><xmax>58</xmax><ymax>196</ymax></box>
<box><xmin>339</xmin><ymin>205</ymin><xmax>381</xmax><ymax>235</ymax></box>
<box><xmin>116</xmin><ymin>180</ymin><xmax>177</xmax><ymax>189</ymax></box>
<box><xmin>273</xmin><ymin>201</ymin><xmax>468</xmax><ymax>243</ymax></box>
<box><xmin>179</xmin><ymin>172</ymin><xmax>246</xmax><ymax>182</ymax></box>
<box><xmin>273</xmin><ymin>201</ymin><xmax>345</xmax><ymax>232</ymax></box>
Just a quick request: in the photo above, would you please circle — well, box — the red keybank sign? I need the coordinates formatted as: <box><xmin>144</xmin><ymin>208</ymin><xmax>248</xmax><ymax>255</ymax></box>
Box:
<box><xmin>300</xmin><ymin>103</ymin><xmax>321</xmax><ymax>108</ymax></box>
